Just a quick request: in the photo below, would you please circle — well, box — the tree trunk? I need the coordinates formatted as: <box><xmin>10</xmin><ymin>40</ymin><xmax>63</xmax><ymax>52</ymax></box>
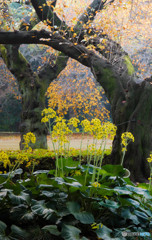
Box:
<box><xmin>0</xmin><ymin>44</ymin><xmax>68</xmax><ymax>149</ymax></box>
<box><xmin>19</xmin><ymin>75</ymin><xmax>48</xmax><ymax>149</ymax></box>
<box><xmin>111</xmin><ymin>78</ymin><xmax>152</xmax><ymax>182</ymax></box>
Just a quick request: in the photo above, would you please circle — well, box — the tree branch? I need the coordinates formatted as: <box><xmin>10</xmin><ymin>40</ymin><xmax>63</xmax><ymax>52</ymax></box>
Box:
<box><xmin>31</xmin><ymin>0</ymin><xmax>62</xmax><ymax>28</ymax></box>
<box><xmin>0</xmin><ymin>30</ymin><xmax>124</xmax><ymax>104</ymax></box>
<box><xmin>85</xmin><ymin>33</ymin><xmax>136</xmax><ymax>89</ymax></box>
<box><xmin>74</xmin><ymin>0</ymin><xmax>108</xmax><ymax>31</ymax></box>
<box><xmin>38</xmin><ymin>53</ymin><xmax>69</xmax><ymax>85</ymax></box>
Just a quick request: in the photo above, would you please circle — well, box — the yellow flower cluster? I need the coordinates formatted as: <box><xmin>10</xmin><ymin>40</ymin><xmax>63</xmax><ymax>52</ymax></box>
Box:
<box><xmin>16</xmin><ymin>153</ymin><xmax>29</xmax><ymax>165</ymax></box>
<box><xmin>23</xmin><ymin>132</ymin><xmax>36</xmax><ymax>151</ymax></box>
<box><xmin>26</xmin><ymin>158</ymin><xmax>40</xmax><ymax>169</ymax></box>
<box><xmin>52</xmin><ymin>119</ymin><xmax>72</xmax><ymax>145</ymax></box>
<box><xmin>88</xmin><ymin>144</ymin><xmax>97</xmax><ymax>154</ymax></box>
<box><xmin>147</xmin><ymin>152</ymin><xmax>152</xmax><ymax>163</ymax></box>
<box><xmin>81</xmin><ymin>119</ymin><xmax>92</xmax><ymax>133</ymax></box>
<box><xmin>0</xmin><ymin>151</ymin><xmax>10</xmax><ymax>169</ymax></box>
<box><xmin>91</xmin><ymin>118</ymin><xmax>102</xmax><ymax>137</ymax></box>
<box><xmin>68</xmin><ymin>117</ymin><xmax>80</xmax><ymax>128</ymax></box>
<box><xmin>92</xmin><ymin>181</ymin><xmax>101</xmax><ymax>188</ymax></box>
<box><xmin>102</xmin><ymin>122</ymin><xmax>117</xmax><ymax>140</ymax></box>
<box><xmin>41</xmin><ymin>108</ymin><xmax>56</xmax><ymax>123</ymax></box>
<box><xmin>121</xmin><ymin>132</ymin><xmax>134</xmax><ymax>152</ymax></box>
<box><xmin>81</xmin><ymin>118</ymin><xmax>117</xmax><ymax>140</ymax></box>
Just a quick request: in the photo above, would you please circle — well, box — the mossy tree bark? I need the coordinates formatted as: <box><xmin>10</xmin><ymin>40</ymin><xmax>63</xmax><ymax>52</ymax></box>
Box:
<box><xmin>110</xmin><ymin>78</ymin><xmax>152</xmax><ymax>182</ymax></box>
<box><xmin>0</xmin><ymin>44</ymin><xmax>68</xmax><ymax>149</ymax></box>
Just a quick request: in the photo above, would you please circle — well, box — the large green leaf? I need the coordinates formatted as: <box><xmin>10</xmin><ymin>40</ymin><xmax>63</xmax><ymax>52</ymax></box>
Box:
<box><xmin>93</xmin><ymin>187</ymin><xmax>114</xmax><ymax>196</ymax></box>
<box><xmin>120</xmin><ymin>208</ymin><xmax>139</xmax><ymax>225</ymax></box>
<box><xmin>31</xmin><ymin>200</ymin><xmax>55</xmax><ymax>220</ymax></box>
<box><xmin>95</xmin><ymin>224</ymin><xmax>112</xmax><ymax>240</ymax></box>
<box><xmin>74</xmin><ymin>212</ymin><xmax>94</xmax><ymax>224</ymax></box>
<box><xmin>8</xmin><ymin>191</ymin><xmax>30</xmax><ymax>205</ymax></box>
<box><xmin>10</xmin><ymin>225</ymin><xmax>29</xmax><ymax>239</ymax></box>
<box><xmin>0</xmin><ymin>189</ymin><xmax>8</xmax><ymax>200</ymax></box>
<box><xmin>58</xmin><ymin>157</ymin><xmax>79</xmax><ymax>170</ymax></box>
<box><xmin>99</xmin><ymin>199</ymin><xmax>120</xmax><ymax>209</ymax></box>
<box><xmin>113</xmin><ymin>186</ymin><xmax>132</xmax><ymax>195</ymax></box>
<box><xmin>126</xmin><ymin>185</ymin><xmax>152</xmax><ymax>199</ymax></box>
<box><xmin>67</xmin><ymin>202</ymin><xmax>94</xmax><ymax>224</ymax></box>
<box><xmin>42</xmin><ymin>225</ymin><xmax>60</xmax><ymax>236</ymax></box>
<box><xmin>38</xmin><ymin>184</ymin><xmax>53</xmax><ymax>189</ymax></box>
<box><xmin>11</xmin><ymin>205</ymin><xmax>35</xmax><ymax>222</ymax></box>
<box><xmin>36</xmin><ymin>173</ymin><xmax>53</xmax><ymax>185</ymax></box>
<box><xmin>66</xmin><ymin>201</ymin><xmax>80</xmax><ymax>213</ymax></box>
<box><xmin>101</xmin><ymin>164</ymin><xmax>125</xmax><ymax>177</ymax></box>
<box><xmin>61</xmin><ymin>225</ymin><xmax>81</xmax><ymax>240</ymax></box>
<box><xmin>33</xmin><ymin>170</ymin><xmax>50</xmax><ymax>175</ymax></box>
<box><xmin>0</xmin><ymin>220</ymin><xmax>8</xmax><ymax>240</ymax></box>
<box><xmin>41</xmin><ymin>191</ymin><xmax>55</xmax><ymax>198</ymax></box>
<box><xmin>118</xmin><ymin>197</ymin><xmax>140</xmax><ymax>207</ymax></box>
<box><xmin>133</xmin><ymin>210</ymin><xmax>149</xmax><ymax>222</ymax></box>
<box><xmin>0</xmin><ymin>175</ymin><xmax>8</xmax><ymax>184</ymax></box>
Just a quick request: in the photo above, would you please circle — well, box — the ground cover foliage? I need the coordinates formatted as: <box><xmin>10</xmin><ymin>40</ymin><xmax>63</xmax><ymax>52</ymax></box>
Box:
<box><xmin>0</xmin><ymin>113</ymin><xmax>152</xmax><ymax>239</ymax></box>
<box><xmin>0</xmin><ymin>155</ymin><xmax>152</xmax><ymax>240</ymax></box>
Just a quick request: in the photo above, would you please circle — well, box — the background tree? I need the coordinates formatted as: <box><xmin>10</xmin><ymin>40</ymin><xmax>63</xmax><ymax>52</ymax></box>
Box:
<box><xmin>0</xmin><ymin>0</ymin><xmax>110</xmax><ymax>147</ymax></box>
<box><xmin>0</xmin><ymin>0</ymin><xmax>152</xmax><ymax>182</ymax></box>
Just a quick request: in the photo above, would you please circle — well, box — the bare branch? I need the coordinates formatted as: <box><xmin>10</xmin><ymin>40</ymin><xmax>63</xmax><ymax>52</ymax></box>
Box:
<box><xmin>0</xmin><ymin>30</ymin><xmax>124</xmax><ymax>104</ymax></box>
<box><xmin>30</xmin><ymin>0</ymin><xmax>62</xmax><ymax>28</ymax></box>
<box><xmin>74</xmin><ymin>0</ymin><xmax>107</xmax><ymax>31</ymax></box>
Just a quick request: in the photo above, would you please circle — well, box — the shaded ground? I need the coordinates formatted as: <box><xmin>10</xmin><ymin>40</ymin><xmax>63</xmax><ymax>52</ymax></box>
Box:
<box><xmin>0</xmin><ymin>133</ymin><xmax>112</xmax><ymax>150</ymax></box>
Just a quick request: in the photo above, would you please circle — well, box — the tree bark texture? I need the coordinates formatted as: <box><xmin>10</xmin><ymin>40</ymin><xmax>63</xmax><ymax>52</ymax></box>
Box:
<box><xmin>0</xmin><ymin>44</ymin><xmax>68</xmax><ymax>149</ymax></box>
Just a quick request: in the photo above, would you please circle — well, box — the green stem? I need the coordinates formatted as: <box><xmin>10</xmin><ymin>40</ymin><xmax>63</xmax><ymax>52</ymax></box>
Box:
<box><xmin>97</xmin><ymin>138</ymin><xmax>107</xmax><ymax>183</ymax></box>
<box><xmin>79</xmin><ymin>131</ymin><xmax>84</xmax><ymax>165</ymax></box>
<box><xmin>96</xmin><ymin>139</ymin><xmax>103</xmax><ymax>168</ymax></box>
<box><xmin>121</xmin><ymin>151</ymin><xmax>126</xmax><ymax>166</ymax></box>
<box><xmin>149</xmin><ymin>165</ymin><xmax>152</xmax><ymax>191</ymax></box>
<box><xmin>91</xmin><ymin>138</ymin><xmax>98</xmax><ymax>183</ymax></box>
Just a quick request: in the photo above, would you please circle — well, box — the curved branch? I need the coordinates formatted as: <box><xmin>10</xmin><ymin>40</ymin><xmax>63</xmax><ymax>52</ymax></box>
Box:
<box><xmin>86</xmin><ymin>33</ymin><xmax>136</xmax><ymax>89</ymax></box>
<box><xmin>74</xmin><ymin>0</ymin><xmax>110</xmax><ymax>31</ymax></box>
<box><xmin>0</xmin><ymin>30</ymin><xmax>124</xmax><ymax>104</ymax></box>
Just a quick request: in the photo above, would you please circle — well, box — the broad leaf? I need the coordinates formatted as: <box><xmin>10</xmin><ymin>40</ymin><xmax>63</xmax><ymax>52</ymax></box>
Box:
<box><xmin>99</xmin><ymin>199</ymin><xmax>120</xmax><ymax>209</ymax></box>
<box><xmin>96</xmin><ymin>224</ymin><xmax>112</xmax><ymax>239</ymax></box>
<box><xmin>61</xmin><ymin>225</ymin><xmax>81</xmax><ymax>240</ymax></box>
<box><xmin>42</xmin><ymin>225</ymin><xmax>60</xmax><ymax>236</ymax></box>
<box><xmin>67</xmin><ymin>202</ymin><xmax>94</xmax><ymax>224</ymax></box>
<box><xmin>10</xmin><ymin>225</ymin><xmax>29</xmax><ymax>239</ymax></box>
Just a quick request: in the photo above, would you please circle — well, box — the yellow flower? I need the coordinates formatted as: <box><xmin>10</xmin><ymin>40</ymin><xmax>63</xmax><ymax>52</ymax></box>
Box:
<box><xmin>147</xmin><ymin>153</ymin><xmax>152</xmax><ymax>163</ymax></box>
<box><xmin>68</xmin><ymin>117</ymin><xmax>80</xmax><ymax>128</ymax></box>
<box><xmin>121</xmin><ymin>132</ymin><xmax>134</xmax><ymax>152</ymax></box>
<box><xmin>74</xmin><ymin>170</ymin><xmax>81</xmax><ymax>176</ymax></box>
<box><xmin>92</xmin><ymin>182</ymin><xmax>101</xmax><ymax>188</ymax></box>
<box><xmin>41</xmin><ymin>108</ymin><xmax>56</xmax><ymax>118</ymax></box>
<box><xmin>26</xmin><ymin>161</ymin><xmax>31</xmax><ymax>167</ymax></box>
<box><xmin>91</xmin><ymin>223</ymin><xmax>103</xmax><ymax>230</ymax></box>
<box><xmin>23</xmin><ymin>132</ymin><xmax>36</xmax><ymax>150</ymax></box>
<box><xmin>81</xmin><ymin>119</ymin><xmax>92</xmax><ymax>133</ymax></box>
<box><xmin>41</xmin><ymin>116</ymin><xmax>49</xmax><ymax>123</ymax></box>
<box><xmin>16</xmin><ymin>153</ymin><xmax>29</xmax><ymax>164</ymax></box>
<box><xmin>0</xmin><ymin>151</ymin><xmax>10</xmax><ymax>169</ymax></box>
